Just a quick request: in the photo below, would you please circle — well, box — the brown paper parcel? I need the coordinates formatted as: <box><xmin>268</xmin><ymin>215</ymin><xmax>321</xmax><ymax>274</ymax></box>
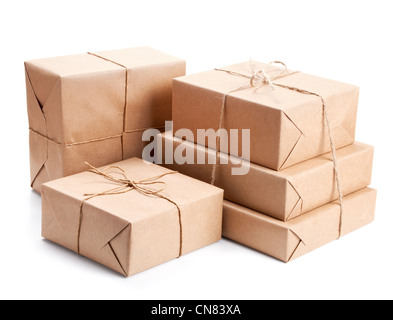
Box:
<box><xmin>26</xmin><ymin>47</ymin><xmax>186</xmax><ymax>193</ymax></box>
<box><xmin>172</xmin><ymin>62</ymin><xmax>359</xmax><ymax>170</ymax></box>
<box><xmin>158</xmin><ymin>132</ymin><xmax>374</xmax><ymax>221</ymax></box>
<box><xmin>223</xmin><ymin>188</ymin><xmax>376</xmax><ymax>262</ymax></box>
<box><xmin>41</xmin><ymin>158</ymin><xmax>223</xmax><ymax>277</ymax></box>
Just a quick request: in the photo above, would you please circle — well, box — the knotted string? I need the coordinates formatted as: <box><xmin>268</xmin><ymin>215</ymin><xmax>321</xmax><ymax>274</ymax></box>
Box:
<box><xmin>77</xmin><ymin>163</ymin><xmax>183</xmax><ymax>256</ymax></box>
<box><xmin>213</xmin><ymin>62</ymin><xmax>344</xmax><ymax>238</ymax></box>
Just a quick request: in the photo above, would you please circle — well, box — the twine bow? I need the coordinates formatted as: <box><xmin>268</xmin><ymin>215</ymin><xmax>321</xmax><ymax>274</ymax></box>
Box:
<box><xmin>213</xmin><ymin>61</ymin><xmax>344</xmax><ymax>238</ymax></box>
<box><xmin>77</xmin><ymin>163</ymin><xmax>183</xmax><ymax>256</ymax></box>
<box><xmin>249</xmin><ymin>61</ymin><xmax>289</xmax><ymax>89</ymax></box>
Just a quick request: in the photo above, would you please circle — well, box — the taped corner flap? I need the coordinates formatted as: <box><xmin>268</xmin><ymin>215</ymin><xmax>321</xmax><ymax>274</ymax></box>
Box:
<box><xmin>25</xmin><ymin>66</ymin><xmax>47</xmax><ymax>135</ymax></box>
<box><xmin>41</xmin><ymin>186</ymin><xmax>78</xmax><ymax>252</ymax></box>
<box><xmin>42</xmin><ymin>184</ymin><xmax>132</xmax><ymax>276</ymax></box>
<box><xmin>29</xmin><ymin>130</ymin><xmax>48</xmax><ymax>190</ymax></box>
<box><xmin>73</xmin><ymin>199</ymin><xmax>132</xmax><ymax>276</ymax></box>
<box><xmin>286</xmin><ymin>229</ymin><xmax>307</xmax><ymax>262</ymax></box>
<box><xmin>82</xmin><ymin>217</ymin><xmax>132</xmax><ymax>277</ymax></box>
<box><xmin>24</xmin><ymin>61</ymin><xmax>61</xmax><ymax>110</ymax></box>
<box><xmin>286</xmin><ymin>200</ymin><xmax>343</xmax><ymax>262</ymax></box>
<box><xmin>285</xmin><ymin>180</ymin><xmax>304</xmax><ymax>221</ymax></box>
<box><xmin>25</xmin><ymin>61</ymin><xmax>64</xmax><ymax>144</ymax></box>
<box><xmin>106</xmin><ymin>224</ymin><xmax>132</xmax><ymax>277</ymax></box>
<box><xmin>278</xmin><ymin>111</ymin><xmax>303</xmax><ymax>170</ymax></box>
<box><xmin>332</xmin><ymin>89</ymin><xmax>358</xmax><ymax>143</ymax></box>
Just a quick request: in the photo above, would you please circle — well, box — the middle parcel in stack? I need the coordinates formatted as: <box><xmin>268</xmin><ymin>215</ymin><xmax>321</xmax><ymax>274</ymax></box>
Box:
<box><xmin>159</xmin><ymin>132</ymin><xmax>373</xmax><ymax>222</ymax></box>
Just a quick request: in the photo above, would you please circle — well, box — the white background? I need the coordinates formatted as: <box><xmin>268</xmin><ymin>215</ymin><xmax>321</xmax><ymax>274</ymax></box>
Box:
<box><xmin>0</xmin><ymin>0</ymin><xmax>392</xmax><ymax>300</ymax></box>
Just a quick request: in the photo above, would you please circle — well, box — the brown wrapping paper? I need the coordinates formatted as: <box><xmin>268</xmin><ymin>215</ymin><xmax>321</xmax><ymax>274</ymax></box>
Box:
<box><xmin>223</xmin><ymin>188</ymin><xmax>377</xmax><ymax>262</ymax></box>
<box><xmin>158</xmin><ymin>132</ymin><xmax>374</xmax><ymax>221</ymax></box>
<box><xmin>41</xmin><ymin>158</ymin><xmax>224</xmax><ymax>277</ymax></box>
<box><xmin>26</xmin><ymin>47</ymin><xmax>186</xmax><ymax>193</ymax></box>
<box><xmin>172</xmin><ymin>62</ymin><xmax>359</xmax><ymax>170</ymax></box>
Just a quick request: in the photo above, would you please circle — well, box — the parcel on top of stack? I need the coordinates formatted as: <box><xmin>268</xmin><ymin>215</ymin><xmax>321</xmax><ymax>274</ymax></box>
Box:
<box><xmin>172</xmin><ymin>61</ymin><xmax>359</xmax><ymax>171</ymax></box>
<box><xmin>25</xmin><ymin>47</ymin><xmax>186</xmax><ymax>193</ymax></box>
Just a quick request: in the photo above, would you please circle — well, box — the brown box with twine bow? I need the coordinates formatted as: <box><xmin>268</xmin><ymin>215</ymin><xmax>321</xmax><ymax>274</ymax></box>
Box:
<box><xmin>26</xmin><ymin>47</ymin><xmax>186</xmax><ymax>193</ymax></box>
<box><xmin>41</xmin><ymin>158</ymin><xmax>223</xmax><ymax>277</ymax></box>
<box><xmin>223</xmin><ymin>188</ymin><xmax>377</xmax><ymax>262</ymax></box>
<box><xmin>158</xmin><ymin>132</ymin><xmax>374</xmax><ymax>221</ymax></box>
<box><xmin>172</xmin><ymin>61</ymin><xmax>359</xmax><ymax>171</ymax></box>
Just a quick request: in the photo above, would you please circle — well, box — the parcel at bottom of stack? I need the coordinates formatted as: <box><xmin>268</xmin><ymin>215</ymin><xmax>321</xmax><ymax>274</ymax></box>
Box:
<box><xmin>223</xmin><ymin>188</ymin><xmax>377</xmax><ymax>262</ymax></box>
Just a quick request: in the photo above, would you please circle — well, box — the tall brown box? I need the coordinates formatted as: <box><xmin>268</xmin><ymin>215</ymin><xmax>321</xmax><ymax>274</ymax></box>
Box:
<box><xmin>26</xmin><ymin>47</ymin><xmax>186</xmax><ymax>193</ymax></box>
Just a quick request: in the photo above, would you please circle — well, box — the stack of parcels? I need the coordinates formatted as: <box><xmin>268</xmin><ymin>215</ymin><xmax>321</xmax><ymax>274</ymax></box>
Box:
<box><xmin>26</xmin><ymin>48</ymin><xmax>225</xmax><ymax>277</ymax></box>
<box><xmin>159</xmin><ymin>61</ymin><xmax>377</xmax><ymax>262</ymax></box>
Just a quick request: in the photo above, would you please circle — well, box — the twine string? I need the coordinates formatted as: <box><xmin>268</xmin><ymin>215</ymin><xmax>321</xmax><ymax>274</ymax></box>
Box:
<box><xmin>77</xmin><ymin>163</ymin><xmax>183</xmax><ymax>256</ymax></box>
<box><xmin>213</xmin><ymin>62</ymin><xmax>344</xmax><ymax>238</ymax></box>
<box><xmin>87</xmin><ymin>52</ymin><xmax>129</xmax><ymax>160</ymax></box>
